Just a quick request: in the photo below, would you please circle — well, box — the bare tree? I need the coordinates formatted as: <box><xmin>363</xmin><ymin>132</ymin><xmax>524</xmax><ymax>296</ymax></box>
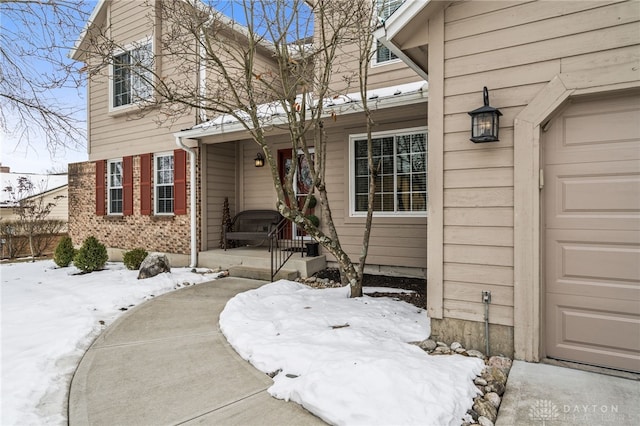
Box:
<box><xmin>82</xmin><ymin>0</ymin><xmax>383</xmax><ymax>297</ymax></box>
<box><xmin>0</xmin><ymin>0</ymin><xmax>90</xmax><ymax>154</ymax></box>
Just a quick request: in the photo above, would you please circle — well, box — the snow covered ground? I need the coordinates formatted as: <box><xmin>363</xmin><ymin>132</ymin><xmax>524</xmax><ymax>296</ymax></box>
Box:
<box><xmin>0</xmin><ymin>259</ymin><xmax>223</xmax><ymax>425</ymax></box>
<box><xmin>2</xmin><ymin>260</ymin><xmax>484</xmax><ymax>426</ymax></box>
<box><xmin>220</xmin><ymin>280</ymin><xmax>485</xmax><ymax>426</ymax></box>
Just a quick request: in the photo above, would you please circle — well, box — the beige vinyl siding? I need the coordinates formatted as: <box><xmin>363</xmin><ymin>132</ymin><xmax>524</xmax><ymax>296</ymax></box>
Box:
<box><xmin>329</xmin><ymin>39</ymin><xmax>424</xmax><ymax>94</ymax></box>
<box><xmin>316</xmin><ymin>3</ymin><xmax>424</xmax><ymax>95</ymax></box>
<box><xmin>438</xmin><ymin>0</ymin><xmax>640</xmax><ymax>326</ymax></box>
<box><xmin>204</xmin><ymin>143</ymin><xmax>237</xmax><ymax>249</ymax></box>
<box><xmin>240</xmin><ymin>139</ymin><xmax>280</xmax><ymax>212</ymax></box>
<box><xmin>88</xmin><ymin>0</ymin><xmax>194</xmax><ymax>161</ymax></box>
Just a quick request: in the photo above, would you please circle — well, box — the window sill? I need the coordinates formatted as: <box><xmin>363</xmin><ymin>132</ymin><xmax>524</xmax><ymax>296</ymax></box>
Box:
<box><xmin>108</xmin><ymin>100</ymin><xmax>156</xmax><ymax>117</ymax></box>
<box><xmin>371</xmin><ymin>58</ymin><xmax>403</xmax><ymax>69</ymax></box>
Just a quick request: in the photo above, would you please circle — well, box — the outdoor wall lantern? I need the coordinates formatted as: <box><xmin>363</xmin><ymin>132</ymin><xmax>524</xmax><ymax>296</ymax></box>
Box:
<box><xmin>468</xmin><ymin>86</ymin><xmax>502</xmax><ymax>143</ymax></box>
<box><xmin>254</xmin><ymin>152</ymin><xmax>265</xmax><ymax>167</ymax></box>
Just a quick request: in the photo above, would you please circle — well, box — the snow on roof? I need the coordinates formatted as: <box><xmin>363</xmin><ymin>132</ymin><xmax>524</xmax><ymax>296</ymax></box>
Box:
<box><xmin>0</xmin><ymin>173</ymin><xmax>68</xmax><ymax>205</ymax></box>
<box><xmin>179</xmin><ymin>80</ymin><xmax>428</xmax><ymax>138</ymax></box>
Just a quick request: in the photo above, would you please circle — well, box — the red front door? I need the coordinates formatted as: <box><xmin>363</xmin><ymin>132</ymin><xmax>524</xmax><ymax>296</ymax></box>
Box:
<box><xmin>278</xmin><ymin>148</ymin><xmax>315</xmax><ymax>238</ymax></box>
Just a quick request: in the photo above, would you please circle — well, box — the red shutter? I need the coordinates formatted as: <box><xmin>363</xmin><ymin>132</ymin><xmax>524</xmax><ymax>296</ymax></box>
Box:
<box><xmin>95</xmin><ymin>160</ymin><xmax>106</xmax><ymax>216</ymax></box>
<box><xmin>140</xmin><ymin>153</ymin><xmax>152</xmax><ymax>215</ymax></box>
<box><xmin>123</xmin><ymin>156</ymin><xmax>133</xmax><ymax>216</ymax></box>
<box><xmin>174</xmin><ymin>149</ymin><xmax>187</xmax><ymax>215</ymax></box>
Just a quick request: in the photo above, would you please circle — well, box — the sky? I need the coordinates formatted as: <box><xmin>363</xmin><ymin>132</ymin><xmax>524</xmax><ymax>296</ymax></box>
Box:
<box><xmin>1</xmin><ymin>0</ymin><xmax>95</xmax><ymax>175</ymax></box>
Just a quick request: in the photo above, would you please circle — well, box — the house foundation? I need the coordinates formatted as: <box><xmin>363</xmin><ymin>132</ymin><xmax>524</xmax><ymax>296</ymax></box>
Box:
<box><xmin>429</xmin><ymin>317</ymin><xmax>514</xmax><ymax>358</ymax></box>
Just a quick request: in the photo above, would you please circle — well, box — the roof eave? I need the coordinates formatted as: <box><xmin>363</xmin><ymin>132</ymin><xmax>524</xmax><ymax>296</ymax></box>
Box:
<box><xmin>374</xmin><ymin>0</ymin><xmax>444</xmax><ymax>80</ymax></box>
<box><xmin>69</xmin><ymin>0</ymin><xmax>107</xmax><ymax>61</ymax></box>
<box><xmin>174</xmin><ymin>86</ymin><xmax>428</xmax><ymax>140</ymax></box>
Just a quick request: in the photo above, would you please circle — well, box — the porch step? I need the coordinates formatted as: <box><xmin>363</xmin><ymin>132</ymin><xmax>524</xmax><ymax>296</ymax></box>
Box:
<box><xmin>228</xmin><ymin>265</ymin><xmax>299</xmax><ymax>282</ymax></box>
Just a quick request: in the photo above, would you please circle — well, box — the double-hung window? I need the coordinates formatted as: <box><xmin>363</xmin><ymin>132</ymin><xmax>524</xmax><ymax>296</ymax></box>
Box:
<box><xmin>351</xmin><ymin>128</ymin><xmax>427</xmax><ymax>216</ymax></box>
<box><xmin>112</xmin><ymin>42</ymin><xmax>153</xmax><ymax>108</ymax></box>
<box><xmin>155</xmin><ymin>153</ymin><xmax>174</xmax><ymax>215</ymax></box>
<box><xmin>374</xmin><ymin>0</ymin><xmax>404</xmax><ymax>64</ymax></box>
<box><xmin>108</xmin><ymin>159</ymin><xmax>123</xmax><ymax>214</ymax></box>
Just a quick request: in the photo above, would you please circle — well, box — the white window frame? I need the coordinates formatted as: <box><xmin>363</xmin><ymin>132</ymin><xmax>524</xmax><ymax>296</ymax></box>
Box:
<box><xmin>107</xmin><ymin>158</ymin><xmax>123</xmax><ymax>215</ymax></box>
<box><xmin>349</xmin><ymin>126</ymin><xmax>428</xmax><ymax>218</ymax></box>
<box><xmin>372</xmin><ymin>0</ymin><xmax>404</xmax><ymax>67</ymax></box>
<box><xmin>109</xmin><ymin>38</ymin><xmax>154</xmax><ymax>112</ymax></box>
<box><xmin>154</xmin><ymin>152</ymin><xmax>174</xmax><ymax>216</ymax></box>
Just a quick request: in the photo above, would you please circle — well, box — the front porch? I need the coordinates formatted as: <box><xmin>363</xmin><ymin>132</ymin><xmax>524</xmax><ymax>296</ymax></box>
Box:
<box><xmin>198</xmin><ymin>246</ymin><xmax>327</xmax><ymax>281</ymax></box>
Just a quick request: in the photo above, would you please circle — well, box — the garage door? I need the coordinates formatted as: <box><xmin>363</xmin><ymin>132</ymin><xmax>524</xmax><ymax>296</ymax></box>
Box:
<box><xmin>544</xmin><ymin>92</ymin><xmax>640</xmax><ymax>373</ymax></box>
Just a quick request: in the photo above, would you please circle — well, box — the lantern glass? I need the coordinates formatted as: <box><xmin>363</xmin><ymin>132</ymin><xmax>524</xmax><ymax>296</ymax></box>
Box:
<box><xmin>472</xmin><ymin>112</ymin><xmax>499</xmax><ymax>142</ymax></box>
<box><xmin>254</xmin><ymin>153</ymin><xmax>265</xmax><ymax>167</ymax></box>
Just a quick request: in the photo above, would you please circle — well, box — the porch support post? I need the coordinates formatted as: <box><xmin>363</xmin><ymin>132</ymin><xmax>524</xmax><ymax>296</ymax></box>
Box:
<box><xmin>175</xmin><ymin>136</ymin><xmax>198</xmax><ymax>268</ymax></box>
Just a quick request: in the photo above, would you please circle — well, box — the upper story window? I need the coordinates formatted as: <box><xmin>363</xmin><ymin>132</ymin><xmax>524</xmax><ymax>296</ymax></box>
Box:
<box><xmin>374</xmin><ymin>0</ymin><xmax>404</xmax><ymax>65</ymax></box>
<box><xmin>154</xmin><ymin>153</ymin><xmax>174</xmax><ymax>215</ymax></box>
<box><xmin>350</xmin><ymin>127</ymin><xmax>427</xmax><ymax>216</ymax></box>
<box><xmin>108</xmin><ymin>159</ymin><xmax>123</xmax><ymax>214</ymax></box>
<box><xmin>112</xmin><ymin>42</ymin><xmax>153</xmax><ymax>109</ymax></box>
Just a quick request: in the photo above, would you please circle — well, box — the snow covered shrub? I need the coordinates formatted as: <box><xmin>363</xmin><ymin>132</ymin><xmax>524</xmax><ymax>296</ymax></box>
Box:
<box><xmin>123</xmin><ymin>248</ymin><xmax>148</xmax><ymax>270</ymax></box>
<box><xmin>73</xmin><ymin>236</ymin><xmax>108</xmax><ymax>272</ymax></box>
<box><xmin>53</xmin><ymin>236</ymin><xmax>76</xmax><ymax>267</ymax></box>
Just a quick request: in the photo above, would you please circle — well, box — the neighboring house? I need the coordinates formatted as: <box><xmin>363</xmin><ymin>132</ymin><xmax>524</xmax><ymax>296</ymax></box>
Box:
<box><xmin>69</xmin><ymin>0</ymin><xmax>640</xmax><ymax>374</ymax></box>
<box><xmin>375</xmin><ymin>1</ymin><xmax>640</xmax><ymax>372</ymax></box>
<box><xmin>0</xmin><ymin>172</ymin><xmax>69</xmax><ymax>225</ymax></box>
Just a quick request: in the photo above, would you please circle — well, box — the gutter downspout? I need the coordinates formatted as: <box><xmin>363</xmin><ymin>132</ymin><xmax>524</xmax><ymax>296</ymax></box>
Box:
<box><xmin>175</xmin><ymin>136</ymin><xmax>198</xmax><ymax>268</ymax></box>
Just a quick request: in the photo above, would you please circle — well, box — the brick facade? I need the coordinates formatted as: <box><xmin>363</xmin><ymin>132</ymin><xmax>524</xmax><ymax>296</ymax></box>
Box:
<box><xmin>68</xmin><ymin>150</ymin><xmax>201</xmax><ymax>255</ymax></box>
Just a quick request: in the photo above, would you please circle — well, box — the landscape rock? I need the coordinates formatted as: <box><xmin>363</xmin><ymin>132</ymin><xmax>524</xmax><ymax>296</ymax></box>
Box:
<box><xmin>137</xmin><ymin>254</ymin><xmax>171</xmax><ymax>279</ymax></box>
<box><xmin>418</xmin><ymin>339</ymin><xmax>437</xmax><ymax>352</ymax></box>
<box><xmin>466</xmin><ymin>409</ymin><xmax>479</xmax><ymax>422</ymax></box>
<box><xmin>484</xmin><ymin>392</ymin><xmax>501</xmax><ymax>408</ymax></box>
<box><xmin>482</xmin><ymin>366</ymin><xmax>507</xmax><ymax>386</ymax></box>
<box><xmin>485</xmin><ymin>381</ymin><xmax>506</xmax><ymax>396</ymax></box>
<box><xmin>467</xmin><ymin>349</ymin><xmax>486</xmax><ymax>360</ymax></box>
<box><xmin>455</xmin><ymin>347</ymin><xmax>467</xmax><ymax>354</ymax></box>
<box><xmin>487</xmin><ymin>356</ymin><xmax>513</xmax><ymax>375</ymax></box>
<box><xmin>473</xmin><ymin>399</ymin><xmax>498</xmax><ymax>423</ymax></box>
<box><xmin>474</xmin><ymin>377</ymin><xmax>488</xmax><ymax>386</ymax></box>
<box><xmin>433</xmin><ymin>346</ymin><xmax>452</xmax><ymax>355</ymax></box>
<box><xmin>436</xmin><ymin>341</ymin><xmax>448</xmax><ymax>347</ymax></box>
<box><xmin>478</xmin><ymin>415</ymin><xmax>494</xmax><ymax>426</ymax></box>
<box><xmin>450</xmin><ymin>341</ymin><xmax>462</xmax><ymax>351</ymax></box>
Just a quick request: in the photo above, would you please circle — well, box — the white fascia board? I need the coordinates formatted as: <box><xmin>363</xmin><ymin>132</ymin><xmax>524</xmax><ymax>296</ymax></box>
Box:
<box><xmin>381</xmin><ymin>0</ymin><xmax>430</xmax><ymax>41</ymax></box>
<box><xmin>69</xmin><ymin>0</ymin><xmax>107</xmax><ymax>60</ymax></box>
<box><xmin>374</xmin><ymin>0</ymin><xmax>430</xmax><ymax>81</ymax></box>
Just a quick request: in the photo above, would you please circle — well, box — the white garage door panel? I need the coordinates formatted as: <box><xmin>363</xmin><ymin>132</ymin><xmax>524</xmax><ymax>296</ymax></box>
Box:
<box><xmin>545</xmin><ymin>94</ymin><xmax>640</xmax><ymax>165</ymax></box>
<box><xmin>546</xmin><ymin>230</ymin><xmax>640</xmax><ymax>298</ymax></box>
<box><xmin>547</xmin><ymin>294</ymin><xmax>640</xmax><ymax>372</ymax></box>
<box><xmin>564</xmin><ymin>108</ymin><xmax>640</xmax><ymax>147</ymax></box>
<box><xmin>545</xmin><ymin>92</ymin><xmax>640</xmax><ymax>373</ymax></box>
<box><xmin>545</xmin><ymin>160</ymin><xmax>640</xmax><ymax>230</ymax></box>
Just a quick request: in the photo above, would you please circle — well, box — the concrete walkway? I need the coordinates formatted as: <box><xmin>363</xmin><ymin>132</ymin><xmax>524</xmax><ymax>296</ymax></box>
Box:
<box><xmin>497</xmin><ymin>361</ymin><xmax>640</xmax><ymax>425</ymax></box>
<box><xmin>68</xmin><ymin>277</ymin><xmax>325</xmax><ymax>426</ymax></box>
